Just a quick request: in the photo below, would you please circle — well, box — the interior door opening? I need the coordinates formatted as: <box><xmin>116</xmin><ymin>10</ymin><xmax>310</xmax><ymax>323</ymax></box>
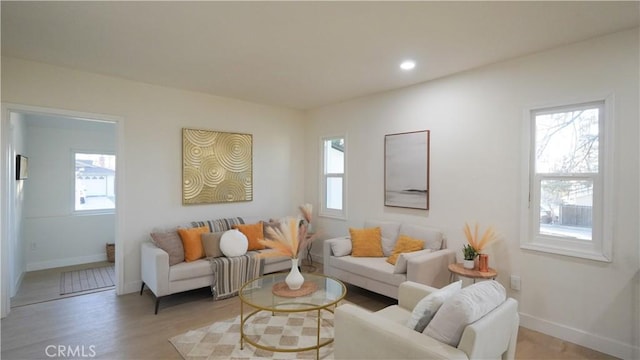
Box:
<box><xmin>1</xmin><ymin>104</ymin><xmax>122</xmax><ymax>316</ymax></box>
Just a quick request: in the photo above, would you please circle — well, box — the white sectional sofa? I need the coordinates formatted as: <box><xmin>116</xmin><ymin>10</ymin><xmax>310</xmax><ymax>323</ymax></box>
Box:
<box><xmin>140</xmin><ymin>216</ymin><xmax>290</xmax><ymax>314</ymax></box>
<box><xmin>323</xmin><ymin>220</ymin><xmax>456</xmax><ymax>299</ymax></box>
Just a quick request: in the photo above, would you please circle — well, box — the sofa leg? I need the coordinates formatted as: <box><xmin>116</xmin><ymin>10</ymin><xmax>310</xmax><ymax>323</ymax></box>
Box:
<box><xmin>140</xmin><ymin>282</ymin><xmax>145</xmax><ymax>295</ymax></box>
<box><xmin>155</xmin><ymin>297</ymin><xmax>160</xmax><ymax>315</ymax></box>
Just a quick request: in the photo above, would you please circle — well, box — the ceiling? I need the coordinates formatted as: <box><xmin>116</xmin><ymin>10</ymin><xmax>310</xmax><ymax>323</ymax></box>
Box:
<box><xmin>2</xmin><ymin>1</ymin><xmax>638</xmax><ymax>110</ymax></box>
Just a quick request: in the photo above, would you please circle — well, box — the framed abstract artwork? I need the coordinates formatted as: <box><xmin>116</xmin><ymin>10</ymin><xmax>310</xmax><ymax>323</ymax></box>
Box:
<box><xmin>384</xmin><ymin>130</ymin><xmax>430</xmax><ymax>210</ymax></box>
<box><xmin>182</xmin><ymin>128</ymin><xmax>253</xmax><ymax>205</ymax></box>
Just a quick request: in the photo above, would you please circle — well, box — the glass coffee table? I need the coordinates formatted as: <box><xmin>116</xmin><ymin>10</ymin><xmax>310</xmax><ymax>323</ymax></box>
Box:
<box><xmin>238</xmin><ymin>272</ymin><xmax>346</xmax><ymax>359</ymax></box>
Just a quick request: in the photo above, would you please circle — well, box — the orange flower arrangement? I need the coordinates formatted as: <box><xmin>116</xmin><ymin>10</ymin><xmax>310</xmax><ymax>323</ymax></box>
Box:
<box><xmin>258</xmin><ymin>204</ymin><xmax>315</xmax><ymax>259</ymax></box>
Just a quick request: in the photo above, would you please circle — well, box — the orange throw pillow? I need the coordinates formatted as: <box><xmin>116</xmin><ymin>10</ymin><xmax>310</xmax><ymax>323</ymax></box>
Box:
<box><xmin>177</xmin><ymin>226</ymin><xmax>209</xmax><ymax>262</ymax></box>
<box><xmin>349</xmin><ymin>227</ymin><xmax>384</xmax><ymax>257</ymax></box>
<box><xmin>386</xmin><ymin>234</ymin><xmax>424</xmax><ymax>265</ymax></box>
<box><xmin>233</xmin><ymin>222</ymin><xmax>265</xmax><ymax>250</ymax></box>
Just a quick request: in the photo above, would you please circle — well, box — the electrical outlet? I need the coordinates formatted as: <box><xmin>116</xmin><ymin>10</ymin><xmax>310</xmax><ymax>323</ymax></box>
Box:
<box><xmin>510</xmin><ymin>275</ymin><xmax>521</xmax><ymax>291</ymax></box>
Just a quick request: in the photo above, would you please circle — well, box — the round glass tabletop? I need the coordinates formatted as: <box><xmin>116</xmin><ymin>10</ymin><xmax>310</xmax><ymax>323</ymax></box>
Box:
<box><xmin>239</xmin><ymin>272</ymin><xmax>346</xmax><ymax>312</ymax></box>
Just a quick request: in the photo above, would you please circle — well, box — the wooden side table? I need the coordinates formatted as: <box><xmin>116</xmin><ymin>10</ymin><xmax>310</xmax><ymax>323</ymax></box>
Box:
<box><xmin>448</xmin><ymin>263</ymin><xmax>497</xmax><ymax>284</ymax></box>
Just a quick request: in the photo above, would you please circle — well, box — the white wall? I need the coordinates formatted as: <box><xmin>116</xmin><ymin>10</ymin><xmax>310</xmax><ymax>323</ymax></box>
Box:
<box><xmin>1</xmin><ymin>57</ymin><xmax>305</xmax><ymax>295</ymax></box>
<box><xmin>305</xmin><ymin>29</ymin><xmax>639</xmax><ymax>358</ymax></box>
<box><xmin>22</xmin><ymin>115</ymin><xmax>116</xmax><ymax>270</ymax></box>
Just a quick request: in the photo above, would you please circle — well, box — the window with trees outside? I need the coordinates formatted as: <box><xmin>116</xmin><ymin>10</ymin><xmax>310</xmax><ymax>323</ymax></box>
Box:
<box><xmin>75</xmin><ymin>152</ymin><xmax>116</xmax><ymax>213</ymax></box>
<box><xmin>521</xmin><ymin>100</ymin><xmax>612</xmax><ymax>262</ymax></box>
<box><xmin>321</xmin><ymin>136</ymin><xmax>346</xmax><ymax>219</ymax></box>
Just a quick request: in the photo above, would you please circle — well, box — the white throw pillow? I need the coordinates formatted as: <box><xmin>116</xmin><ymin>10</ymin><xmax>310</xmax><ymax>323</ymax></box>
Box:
<box><xmin>330</xmin><ymin>238</ymin><xmax>352</xmax><ymax>257</ymax></box>
<box><xmin>406</xmin><ymin>281</ymin><xmax>461</xmax><ymax>332</ymax></box>
<box><xmin>365</xmin><ymin>220</ymin><xmax>401</xmax><ymax>256</ymax></box>
<box><xmin>219</xmin><ymin>229</ymin><xmax>248</xmax><ymax>257</ymax></box>
<box><xmin>424</xmin><ymin>280</ymin><xmax>507</xmax><ymax>347</ymax></box>
<box><xmin>393</xmin><ymin>249</ymin><xmax>432</xmax><ymax>274</ymax></box>
<box><xmin>398</xmin><ymin>224</ymin><xmax>444</xmax><ymax>251</ymax></box>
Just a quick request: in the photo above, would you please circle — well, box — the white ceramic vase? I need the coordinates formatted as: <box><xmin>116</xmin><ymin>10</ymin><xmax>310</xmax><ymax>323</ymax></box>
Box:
<box><xmin>463</xmin><ymin>259</ymin><xmax>475</xmax><ymax>269</ymax></box>
<box><xmin>285</xmin><ymin>258</ymin><xmax>305</xmax><ymax>290</ymax></box>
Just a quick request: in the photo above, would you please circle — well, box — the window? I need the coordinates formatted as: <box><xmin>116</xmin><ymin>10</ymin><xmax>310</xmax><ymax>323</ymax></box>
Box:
<box><xmin>521</xmin><ymin>100</ymin><xmax>612</xmax><ymax>261</ymax></box>
<box><xmin>74</xmin><ymin>152</ymin><xmax>116</xmax><ymax>212</ymax></box>
<box><xmin>320</xmin><ymin>136</ymin><xmax>346</xmax><ymax>219</ymax></box>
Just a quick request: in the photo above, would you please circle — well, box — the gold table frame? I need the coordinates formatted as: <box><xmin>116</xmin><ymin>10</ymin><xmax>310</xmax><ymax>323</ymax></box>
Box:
<box><xmin>238</xmin><ymin>273</ymin><xmax>346</xmax><ymax>359</ymax></box>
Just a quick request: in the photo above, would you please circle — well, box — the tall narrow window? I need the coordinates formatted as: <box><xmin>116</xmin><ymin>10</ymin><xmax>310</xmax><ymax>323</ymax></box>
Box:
<box><xmin>321</xmin><ymin>136</ymin><xmax>346</xmax><ymax>219</ymax></box>
<box><xmin>521</xmin><ymin>100</ymin><xmax>611</xmax><ymax>261</ymax></box>
<box><xmin>75</xmin><ymin>152</ymin><xmax>116</xmax><ymax>212</ymax></box>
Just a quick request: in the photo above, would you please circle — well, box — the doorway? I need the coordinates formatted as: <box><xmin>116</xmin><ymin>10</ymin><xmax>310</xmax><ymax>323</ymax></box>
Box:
<box><xmin>1</xmin><ymin>104</ymin><xmax>124</xmax><ymax>317</ymax></box>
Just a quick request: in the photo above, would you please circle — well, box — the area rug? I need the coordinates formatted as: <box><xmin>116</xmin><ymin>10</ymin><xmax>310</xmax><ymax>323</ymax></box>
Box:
<box><xmin>169</xmin><ymin>310</ymin><xmax>335</xmax><ymax>359</ymax></box>
<box><xmin>59</xmin><ymin>265</ymin><xmax>115</xmax><ymax>295</ymax></box>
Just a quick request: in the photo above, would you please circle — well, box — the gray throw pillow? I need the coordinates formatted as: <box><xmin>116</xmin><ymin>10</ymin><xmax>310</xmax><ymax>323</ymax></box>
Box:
<box><xmin>202</xmin><ymin>231</ymin><xmax>224</xmax><ymax>258</ymax></box>
<box><xmin>150</xmin><ymin>230</ymin><xmax>185</xmax><ymax>266</ymax></box>
<box><xmin>406</xmin><ymin>281</ymin><xmax>461</xmax><ymax>332</ymax></box>
<box><xmin>424</xmin><ymin>280</ymin><xmax>506</xmax><ymax>347</ymax></box>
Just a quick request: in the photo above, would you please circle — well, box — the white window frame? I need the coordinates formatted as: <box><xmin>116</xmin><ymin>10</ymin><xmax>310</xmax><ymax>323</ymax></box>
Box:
<box><xmin>72</xmin><ymin>150</ymin><xmax>116</xmax><ymax>215</ymax></box>
<box><xmin>319</xmin><ymin>135</ymin><xmax>347</xmax><ymax>220</ymax></box>
<box><xmin>520</xmin><ymin>96</ymin><xmax>613</xmax><ymax>262</ymax></box>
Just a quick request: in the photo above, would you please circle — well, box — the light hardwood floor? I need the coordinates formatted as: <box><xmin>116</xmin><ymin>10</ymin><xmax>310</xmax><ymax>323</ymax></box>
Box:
<box><xmin>1</xmin><ymin>263</ymin><xmax>618</xmax><ymax>359</ymax></box>
<box><xmin>10</xmin><ymin>261</ymin><xmax>115</xmax><ymax>307</ymax></box>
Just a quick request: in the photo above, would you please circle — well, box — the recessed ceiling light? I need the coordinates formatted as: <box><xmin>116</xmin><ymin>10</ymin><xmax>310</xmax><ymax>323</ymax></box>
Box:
<box><xmin>400</xmin><ymin>60</ymin><xmax>416</xmax><ymax>71</ymax></box>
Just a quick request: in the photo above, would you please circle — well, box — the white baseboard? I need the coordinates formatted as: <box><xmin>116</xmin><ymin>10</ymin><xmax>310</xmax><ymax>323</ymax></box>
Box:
<box><xmin>519</xmin><ymin>312</ymin><xmax>638</xmax><ymax>359</ymax></box>
<box><xmin>26</xmin><ymin>254</ymin><xmax>108</xmax><ymax>271</ymax></box>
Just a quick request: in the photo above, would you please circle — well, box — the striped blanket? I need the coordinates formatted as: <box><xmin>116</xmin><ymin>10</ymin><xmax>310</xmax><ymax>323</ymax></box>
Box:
<box><xmin>208</xmin><ymin>252</ymin><xmax>264</xmax><ymax>300</ymax></box>
<box><xmin>191</xmin><ymin>217</ymin><xmax>245</xmax><ymax>232</ymax></box>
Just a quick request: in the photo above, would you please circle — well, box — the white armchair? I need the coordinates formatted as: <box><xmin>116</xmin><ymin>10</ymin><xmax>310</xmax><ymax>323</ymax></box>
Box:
<box><xmin>334</xmin><ymin>281</ymin><xmax>519</xmax><ymax>360</ymax></box>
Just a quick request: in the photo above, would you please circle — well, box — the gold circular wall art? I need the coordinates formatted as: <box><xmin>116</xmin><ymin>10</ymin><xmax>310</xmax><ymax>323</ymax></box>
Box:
<box><xmin>182</xmin><ymin>128</ymin><xmax>253</xmax><ymax>204</ymax></box>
